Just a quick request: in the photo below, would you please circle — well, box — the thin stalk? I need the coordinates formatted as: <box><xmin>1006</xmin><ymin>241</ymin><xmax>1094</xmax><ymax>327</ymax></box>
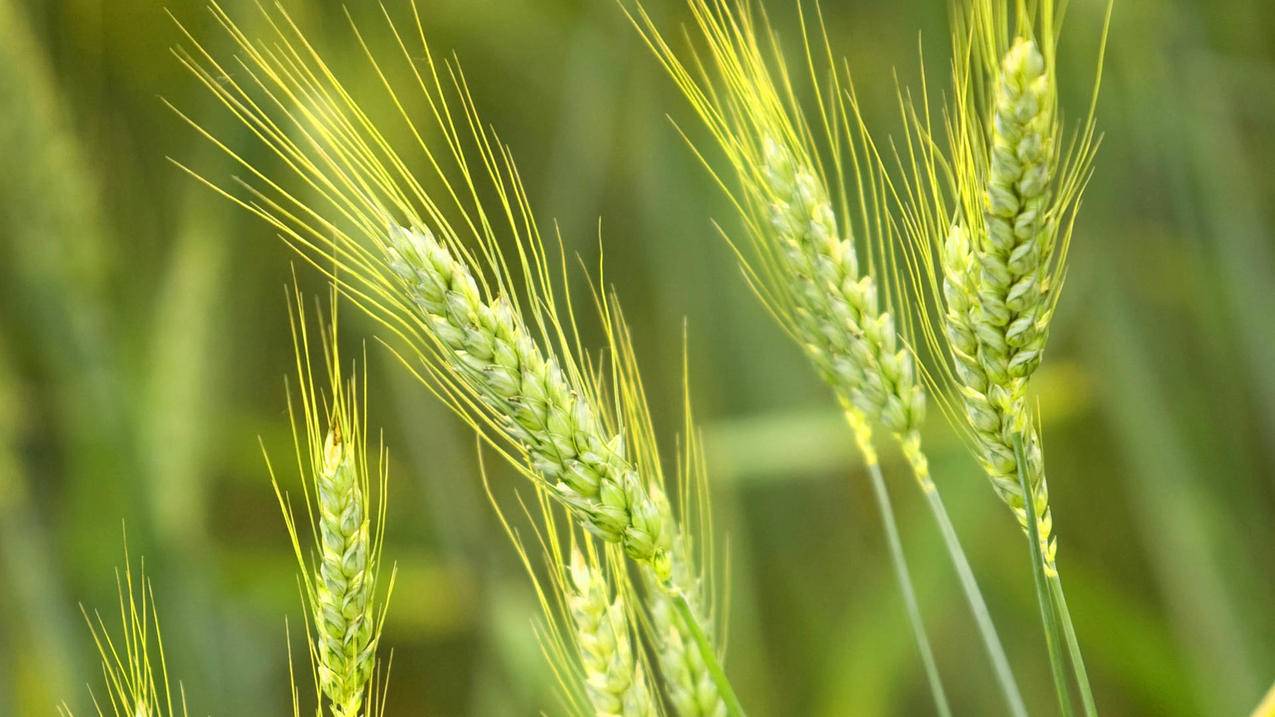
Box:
<box><xmin>919</xmin><ymin>478</ymin><xmax>1027</xmax><ymax>717</ymax></box>
<box><xmin>1012</xmin><ymin>433</ymin><xmax>1074</xmax><ymax>716</ymax></box>
<box><xmin>866</xmin><ymin>460</ymin><xmax>953</xmax><ymax>717</ymax></box>
<box><xmin>669</xmin><ymin>592</ymin><xmax>746</xmax><ymax>717</ymax></box>
<box><xmin>1049</xmin><ymin>572</ymin><xmax>1098</xmax><ymax>716</ymax></box>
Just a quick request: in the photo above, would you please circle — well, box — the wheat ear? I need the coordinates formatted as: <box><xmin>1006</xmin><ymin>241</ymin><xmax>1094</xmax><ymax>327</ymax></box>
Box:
<box><xmin>171</xmin><ymin>0</ymin><xmax>676</xmax><ymax>585</ymax></box>
<box><xmin>943</xmin><ymin>220</ymin><xmax>1056</xmax><ymax>567</ymax></box>
<box><xmin>626</xmin><ymin>3</ymin><xmax>1047</xmax><ymax>714</ymax></box>
<box><xmin>386</xmin><ymin>225</ymin><xmax>671</xmax><ymax>577</ymax></box>
<box><xmin>642</xmin><ymin>487</ymin><xmax>726</xmax><ymax>717</ymax></box>
<box><xmin>267</xmin><ymin>289</ymin><xmax>394</xmax><ymax>717</ymax></box>
<box><xmin>312</xmin><ymin>427</ymin><xmax>376</xmax><ymax>717</ymax></box>
<box><xmin>897</xmin><ymin>1</ymin><xmax>1111</xmax><ymax>712</ymax></box>
<box><xmin>567</xmin><ymin>549</ymin><xmax>659</xmax><ymax>717</ymax></box>
<box><xmin>759</xmin><ymin>137</ymin><xmax>926</xmax><ymax>438</ymax></box>
<box><xmin>595</xmin><ymin>297</ymin><xmax>731</xmax><ymax>717</ymax></box>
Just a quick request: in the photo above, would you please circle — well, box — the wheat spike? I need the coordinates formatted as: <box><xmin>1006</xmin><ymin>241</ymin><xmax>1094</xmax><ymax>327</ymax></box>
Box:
<box><xmin>386</xmin><ymin>226</ymin><xmax>671</xmax><ymax>574</ymax></box>
<box><xmin>313</xmin><ymin>427</ymin><xmax>376</xmax><ymax>716</ymax></box>
<box><xmin>171</xmin><ymin>1</ymin><xmax>675</xmax><ymax>583</ymax></box>
<box><xmin>645</xmin><ymin>542</ymin><xmax>726</xmax><ymax>717</ymax></box>
<box><xmin>267</xmin><ymin>289</ymin><xmax>395</xmax><ymax>717</ymax></box>
<box><xmin>760</xmin><ymin>137</ymin><xmax>925</xmax><ymax>438</ymax></box>
<box><xmin>933</xmin><ymin>37</ymin><xmax>1064</xmax><ymax>568</ymax></box>
<box><xmin>943</xmin><ymin>223</ymin><xmax>1055</xmax><ymax>566</ymax></box>
<box><xmin>567</xmin><ymin>549</ymin><xmax>658</xmax><ymax>717</ymax></box>
<box><xmin>979</xmin><ymin>38</ymin><xmax>1056</xmax><ymax>388</ymax></box>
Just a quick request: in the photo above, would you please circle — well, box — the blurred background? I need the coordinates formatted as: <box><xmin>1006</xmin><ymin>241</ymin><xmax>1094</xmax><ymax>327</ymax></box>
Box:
<box><xmin>2</xmin><ymin>0</ymin><xmax>1273</xmax><ymax>714</ymax></box>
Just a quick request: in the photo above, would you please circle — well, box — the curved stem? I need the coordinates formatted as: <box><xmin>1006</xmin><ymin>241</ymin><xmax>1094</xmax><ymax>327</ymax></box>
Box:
<box><xmin>669</xmin><ymin>591</ymin><xmax>746</xmax><ymax>717</ymax></box>
<box><xmin>866</xmin><ymin>460</ymin><xmax>953</xmax><ymax>717</ymax></box>
<box><xmin>1012</xmin><ymin>433</ymin><xmax>1074</xmax><ymax>717</ymax></box>
<box><xmin>1049</xmin><ymin>572</ymin><xmax>1098</xmax><ymax>716</ymax></box>
<box><xmin>919</xmin><ymin>477</ymin><xmax>1027</xmax><ymax>717</ymax></box>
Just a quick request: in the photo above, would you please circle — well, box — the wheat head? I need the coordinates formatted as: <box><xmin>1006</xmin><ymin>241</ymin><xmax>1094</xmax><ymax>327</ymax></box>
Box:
<box><xmin>626</xmin><ymin>0</ymin><xmax>928</xmax><ymax>480</ymax></box>
<box><xmin>267</xmin><ymin>289</ymin><xmax>393</xmax><ymax>717</ymax></box>
<box><xmin>312</xmin><ymin>427</ymin><xmax>376</xmax><ymax>717</ymax></box>
<box><xmin>171</xmin><ymin>1</ymin><xmax>673</xmax><ymax>583</ymax></box>
<box><xmin>567</xmin><ymin>548</ymin><xmax>659</xmax><ymax>717</ymax></box>
<box><xmin>387</xmin><ymin>225</ymin><xmax>670</xmax><ymax>572</ymax></box>
<box><xmin>897</xmin><ymin>0</ymin><xmax>1107</xmax><ymax>568</ymax></box>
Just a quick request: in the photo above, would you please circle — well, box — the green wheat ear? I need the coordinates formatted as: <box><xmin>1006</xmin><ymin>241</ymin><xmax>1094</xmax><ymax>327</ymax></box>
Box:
<box><xmin>600</xmin><ymin>299</ymin><xmax>728</xmax><ymax>717</ymax></box>
<box><xmin>486</xmin><ymin>290</ymin><xmax>731</xmax><ymax>717</ymax></box>
<box><xmin>567</xmin><ymin>547</ymin><xmax>659</xmax><ymax>717</ymax></box>
<box><xmin>483</xmin><ymin>454</ymin><xmax>660</xmax><ymax>717</ymax></box>
<box><xmin>265</xmin><ymin>287</ymin><xmax>395</xmax><ymax>717</ymax></box>
<box><xmin>898</xmin><ymin>0</ymin><xmax>1106</xmax><ymax>569</ymax></box>
<box><xmin>61</xmin><ymin>549</ymin><xmax>188</xmax><ymax>717</ymax></box>
<box><xmin>170</xmin><ymin>0</ymin><xmax>675</xmax><ymax>585</ymax></box>
<box><xmin>385</xmin><ymin>225</ymin><xmax>671</xmax><ymax>574</ymax></box>
<box><xmin>627</xmin><ymin>0</ymin><xmax>924</xmax><ymax>452</ymax></box>
<box><xmin>896</xmin><ymin>0</ymin><xmax>1111</xmax><ymax>713</ymax></box>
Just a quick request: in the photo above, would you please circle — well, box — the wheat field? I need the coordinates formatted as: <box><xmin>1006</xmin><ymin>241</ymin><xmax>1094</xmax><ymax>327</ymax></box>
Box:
<box><xmin>2</xmin><ymin>0</ymin><xmax>1274</xmax><ymax>715</ymax></box>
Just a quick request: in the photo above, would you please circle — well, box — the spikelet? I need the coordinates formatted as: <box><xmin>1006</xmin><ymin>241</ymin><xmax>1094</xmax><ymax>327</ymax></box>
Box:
<box><xmin>267</xmin><ymin>289</ymin><xmax>392</xmax><ymax>717</ymax></box>
<box><xmin>171</xmin><ymin>1</ymin><xmax>672</xmax><ymax>582</ymax></box>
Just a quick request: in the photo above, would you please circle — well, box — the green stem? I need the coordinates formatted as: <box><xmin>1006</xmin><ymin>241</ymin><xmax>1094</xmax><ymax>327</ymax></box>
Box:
<box><xmin>921</xmin><ymin>483</ymin><xmax>1027</xmax><ymax>717</ymax></box>
<box><xmin>1012</xmin><ymin>433</ymin><xmax>1074</xmax><ymax>716</ymax></box>
<box><xmin>669</xmin><ymin>591</ymin><xmax>746</xmax><ymax>717</ymax></box>
<box><xmin>866</xmin><ymin>460</ymin><xmax>953</xmax><ymax>717</ymax></box>
<box><xmin>1049</xmin><ymin>572</ymin><xmax>1098</xmax><ymax>716</ymax></box>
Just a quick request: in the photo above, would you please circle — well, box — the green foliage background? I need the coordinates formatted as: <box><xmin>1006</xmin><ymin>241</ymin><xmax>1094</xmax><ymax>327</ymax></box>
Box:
<box><xmin>1</xmin><ymin>0</ymin><xmax>1272</xmax><ymax>714</ymax></box>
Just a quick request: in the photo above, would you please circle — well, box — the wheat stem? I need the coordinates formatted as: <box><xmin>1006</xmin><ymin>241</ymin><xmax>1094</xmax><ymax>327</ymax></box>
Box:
<box><xmin>668</xmin><ymin>591</ymin><xmax>744</xmax><ymax>717</ymax></box>
<box><xmin>1049</xmin><ymin>572</ymin><xmax>1097</xmax><ymax>717</ymax></box>
<box><xmin>905</xmin><ymin>442</ymin><xmax>1027</xmax><ymax>717</ymax></box>
<box><xmin>865</xmin><ymin>458</ymin><xmax>952</xmax><ymax>717</ymax></box>
<box><xmin>1013</xmin><ymin>433</ymin><xmax>1073</xmax><ymax>716</ymax></box>
<box><xmin>851</xmin><ymin>417</ymin><xmax>951</xmax><ymax>716</ymax></box>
